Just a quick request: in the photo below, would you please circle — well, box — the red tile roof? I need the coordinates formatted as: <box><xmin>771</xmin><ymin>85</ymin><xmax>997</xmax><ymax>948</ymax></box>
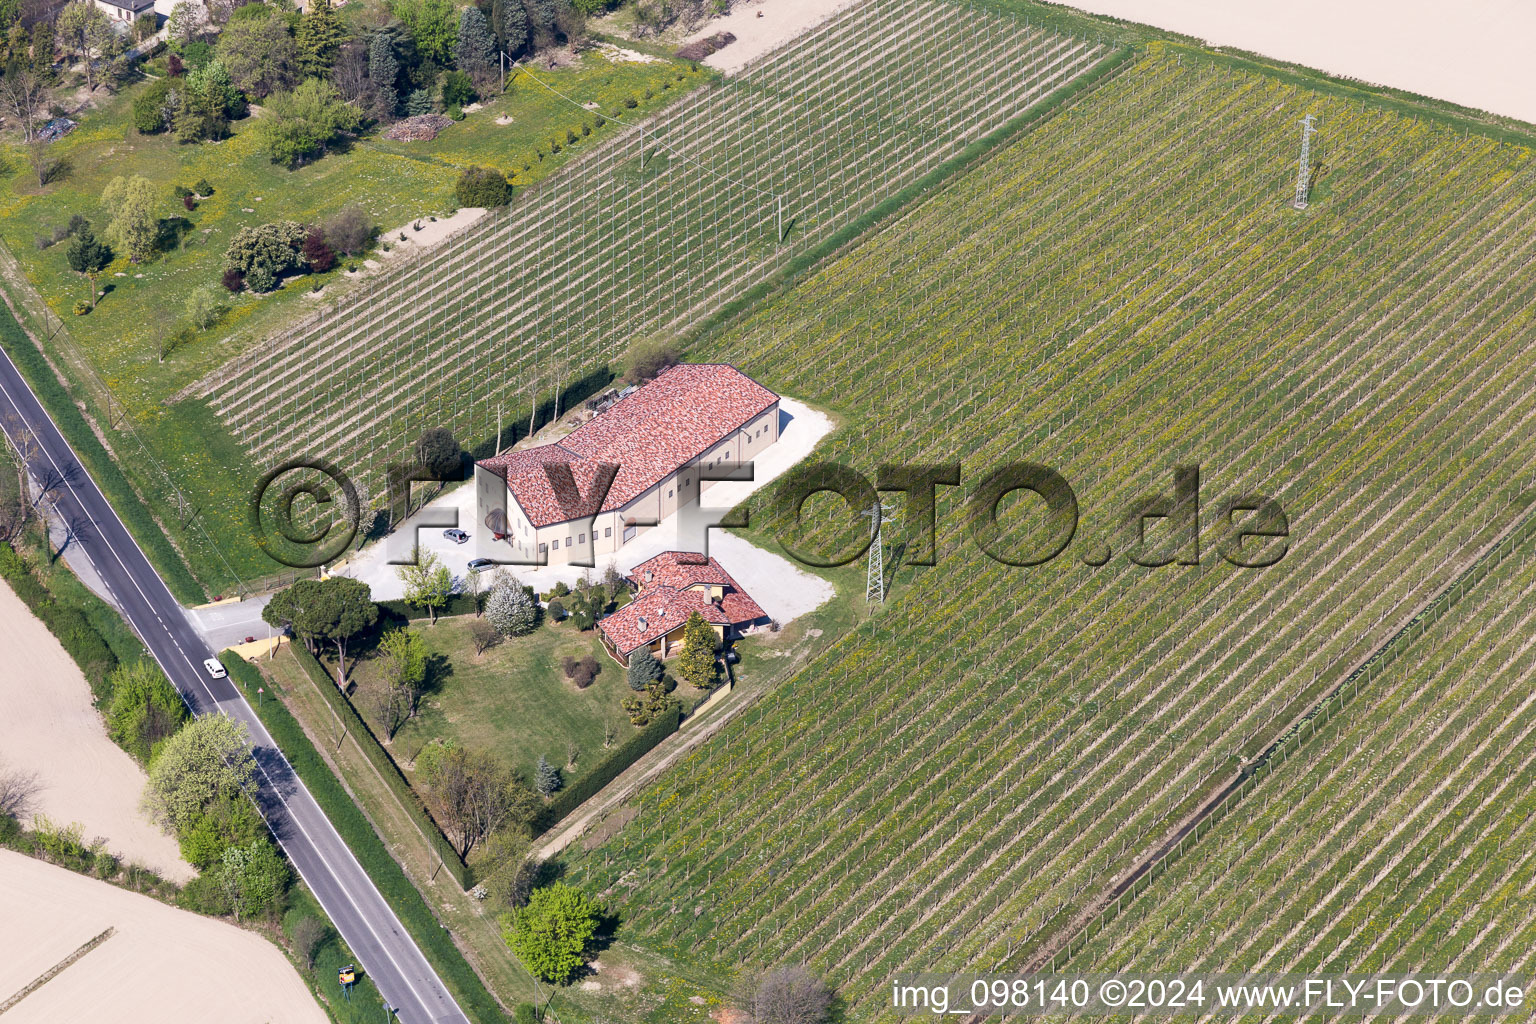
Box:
<box><xmin>629</xmin><ymin>550</ymin><xmax>735</xmax><ymax>589</ymax></box>
<box><xmin>599</xmin><ymin>552</ymin><xmax>766</xmax><ymax>655</ymax></box>
<box><xmin>479</xmin><ymin>364</ymin><xmax>778</xmax><ymax>528</ymax></box>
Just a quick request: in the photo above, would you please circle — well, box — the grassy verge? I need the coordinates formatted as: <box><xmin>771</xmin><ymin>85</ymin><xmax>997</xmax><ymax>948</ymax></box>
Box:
<box><xmin>222</xmin><ymin>651</ymin><xmax>506</xmax><ymax>1024</ymax></box>
<box><xmin>0</xmin><ymin>300</ymin><xmax>206</xmax><ymax>603</ymax></box>
<box><xmin>287</xmin><ymin>643</ymin><xmax>471</xmax><ymax>889</ymax></box>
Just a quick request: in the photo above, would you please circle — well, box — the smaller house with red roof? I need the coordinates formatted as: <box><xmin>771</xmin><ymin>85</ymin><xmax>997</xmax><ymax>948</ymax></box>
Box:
<box><xmin>598</xmin><ymin>551</ymin><xmax>768</xmax><ymax>665</ymax></box>
<box><xmin>475</xmin><ymin>364</ymin><xmax>780</xmax><ymax>566</ymax></box>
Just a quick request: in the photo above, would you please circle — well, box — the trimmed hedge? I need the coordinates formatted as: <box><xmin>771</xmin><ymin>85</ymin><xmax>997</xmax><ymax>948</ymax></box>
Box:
<box><xmin>377</xmin><ymin>593</ymin><xmax>479</xmax><ymax>621</ymax></box>
<box><xmin>221</xmin><ymin>653</ymin><xmax>503</xmax><ymax>1024</ymax></box>
<box><xmin>0</xmin><ymin>303</ymin><xmax>205</xmax><ymax>604</ymax></box>
<box><xmin>287</xmin><ymin>645</ymin><xmax>471</xmax><ymax>889</ymax></box>
<box><xmin>544</xmin><ymin>702</ymin><xmax>682</xmax><ymax>825</ymax></box>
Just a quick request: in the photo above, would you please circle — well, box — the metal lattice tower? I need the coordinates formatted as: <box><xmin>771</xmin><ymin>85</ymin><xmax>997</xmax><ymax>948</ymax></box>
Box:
<box><xmin>861</xmin><ymin>501</ymin><xmax>895</xmax><ymax>604</ymax></box>
<box><xmin>1293</xmin><ymin>114</ymin><xmax>1318</xmax><ymax>209</ymax></box>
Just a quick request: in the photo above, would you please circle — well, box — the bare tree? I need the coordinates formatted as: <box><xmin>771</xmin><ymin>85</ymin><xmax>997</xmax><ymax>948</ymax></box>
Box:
<box><xmin>332</xmin><ymin>39</ymin><xmax>370</xmax><ymax>104</ymax></box>
<box><xmin>26</xmin><ymin>136</ymin><xmax>60</xmax><ymax>188</ymax></box>
<box><xmin>0</xmin><ymin>762</ymin><xmax>42</xmax><ymax>819</ymax></box>
<box><xmin>734</xmin><ymin>967</ymin><xmax>834</xmax><ymax>1024</ymax></box>
<box><xmin>416</xmin><ymin>745</ymin><xmax>536</xmax><ymax>860</ymax></box>
<box><xmin>469</xmin><ymin>618</ymin><xmax>498</xmax><ymax>656</ymax></box>
<box><xmin>289</xmin><ymin>916</ymin><xmax>327</xmax><ymax>969</ymax></box>
<box><xmin>0</xmin><ymin>67</ymin><xmax>48</xmax><ymax>142</ymax></box>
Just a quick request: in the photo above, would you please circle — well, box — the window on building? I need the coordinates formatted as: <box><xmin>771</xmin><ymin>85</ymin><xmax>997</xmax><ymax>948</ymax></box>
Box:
<box><xmin>668</xmin><ymin>489</ymin><xmax>673</xmax><ymax>498</ymax></box>
<box><xmin>605</xmin><ymin>527</ymin><xmax>612</xmax><ymax>538</ymax></box>
<box><xmin>579</xmin><ymin>533</ymin><xmax>586</xmax><ymax>544</ymax></box>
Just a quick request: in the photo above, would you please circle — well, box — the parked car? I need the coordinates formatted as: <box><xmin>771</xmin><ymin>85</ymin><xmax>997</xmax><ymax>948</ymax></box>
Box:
<box><xmin>467</xmin><ymin>557</ymin><xmax>496</xmax><ymax>571</ymax></box>
<box><xmin>443</xmin><ymin>528</ymin><xmax>469</xmax><ymax>544</ymax></box>
<box><xmin>203</xmin><ymin>658</ymin><xmax>227</xmax><ymax>679</ymax></box>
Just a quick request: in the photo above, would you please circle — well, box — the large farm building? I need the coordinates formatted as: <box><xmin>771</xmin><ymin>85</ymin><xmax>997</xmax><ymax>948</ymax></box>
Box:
<box><xmin>474</xmin><ymin>364</ymin><xmax>780</xmax><ymax>566</ymax></box>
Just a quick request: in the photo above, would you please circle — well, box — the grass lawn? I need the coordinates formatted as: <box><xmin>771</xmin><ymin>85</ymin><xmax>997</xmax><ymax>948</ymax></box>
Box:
<box><xmin>0</xmin><ymin>52</ymin><xmax>706</xmax><ymax>594</ymax></box>
<box><xmin>346</xmin><ymin>614</ymin><xmax>658</xmax><ymax>792</ymax></box>
<box><xmin>268</xmin><ymin>632</ymin><xmax>731</xmax><ymax>1024</ymax></box>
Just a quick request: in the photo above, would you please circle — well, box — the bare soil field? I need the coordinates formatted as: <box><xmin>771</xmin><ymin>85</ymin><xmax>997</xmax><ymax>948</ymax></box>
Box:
<box><xmin>683</xmin><ymin>0</ymin><xmax>861</xmax><ymax>73</ymax></box>
<box><xmin>1063</xmin><ymin>0</ymin><xmax>1536</xmax><ymax>124</ymax></box>
<box><xmin>0</xmin><ymin>850</ymin><xmax>325</xmax><ymax>1023</ymax></box>
<box><xmin>0</xmin><ymin>582</ymin><xmax>191</xmax><ymax>882</ymax></box>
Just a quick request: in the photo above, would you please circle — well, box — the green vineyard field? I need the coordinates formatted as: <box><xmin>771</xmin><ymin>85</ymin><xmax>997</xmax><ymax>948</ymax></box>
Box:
<box><xmin>1074</xmin><ymin>523</ymin><xmax>1536</xmax><ymax>978</ymax></box>
<box><xmin>186</xmin><ymin>0</ymin><xmax>1110</xmax><ymax>572</ymax></box>
<box><xmin>559</xmin><ymin>45</ymin><xmax>1536</xmax><ymax>1018</ymax></box>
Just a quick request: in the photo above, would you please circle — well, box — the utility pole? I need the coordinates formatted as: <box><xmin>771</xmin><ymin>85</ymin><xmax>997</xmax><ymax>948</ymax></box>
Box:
<box><xmin>861</xmin><ymin>500</ymin><xmax>894</xmax><ymax>604</ymax></box>
<box><xmin>1293</xmin><ymin>114</ymin><xmax>1318</xmax><ymax>209</ymax></box>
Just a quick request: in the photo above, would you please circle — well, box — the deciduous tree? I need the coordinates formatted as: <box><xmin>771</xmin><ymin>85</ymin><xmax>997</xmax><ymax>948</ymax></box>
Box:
<box><xmin>104</xmin><ymin>660</ymin><xmax>187</xmax><ymax>763</ymax></box>
<box><xmin>218</xmin><ymin>838</ymin><xmax>289</xmax><ymax>921</ymax></box>
<box><xmin>56</xmin><ymin>0</ymin><xmax>114</xmax><ymax>92</ymax></box>
<box><xmin>216</xmin><ymin>14</ymin><xmax>299</xmax><ymax>98</ymax></box>
<box><xmin>185</xmin><ymin>282</ymin><xmax>225</xmax><ymax>329</ymax></box>
<box><xmin>142</xmin><ymin>715</ymin><xmax>256</xmax><ymax>837</ymax></box>
<box><xmin>733</xmin><ymin>967</ymin><xmax>834</xmax><ymax>1024</ymax></box>
<box><xmin>397</xmin><ymin>547</ymin><xmax>453</xmax><ymax>624</ymax></box>
<box><xmin>101</xmin><ymin>174</ymin><xmax>158</xmax><ymax>262</ymax></box>
<box><xmin>416</xmin><ymin>743</ymin><xmax>536</xmax><ymax>858</ymax></box>
<box><xmin>502</xmin><ymin>881</ymin><xmax>601</xmax><ymax>985</ymax></box>
<box><xmin>372</xmin><ymin>626</ymin><xmax>426</xmax><ymax>738</ymax></box>
<box><xmin>486</xmin><ymin>572</ymin><xmax>539</xmax><ymax>636</ymax></box>
<box><xmin>0</xmin><ymin>64</ymin><xmax>46</xmax><ymax>141</ymax></box>
<box><xmin>469</xmin><ymin>617</ymin><xmax>498</xmax><ymax>655</ymax></box>
<box><xmin>255</xmin><ymin>76</ymin><xmax>362</xmax><ymax>167</ymax></box>
<box><xmin>166</xmin><ymin>0</ymin><xmax>211</xmax><ymax>45</ymax></box>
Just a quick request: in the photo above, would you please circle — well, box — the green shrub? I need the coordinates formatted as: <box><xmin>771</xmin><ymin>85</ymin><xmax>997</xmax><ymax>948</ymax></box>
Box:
<box><xmin>176</xmin><ymin>792</ymin><xmax>264</xmax><ymax>870</ymax></box>
<box><xmin>32</xmin><ymin>816</ymin><xmax>88</xmax><ymax>862</ymax></box>
<box><xmin>178</xmin><ymin>872</ymin><xmax>234</xmax><ymax>916</ymax></box>
<box><xmin>454</xmin><ymin>166</ymin><xmax>511</xmax><ymax>209</ymax></box>
<box><xmin>105</xmin><ymin>660</ymin><xmax>187</xmax><ymax>763</ymax></box>
<box><xmin>72</xmin><ymin>300</ymin><xmax>90</xmax><ymax>316</ymax></box>
<box><xmin>92</xmin><ymin>850</ymin><xmax>119</xmax><ymax>878</ymax></box>
<box><xmin>441</xmin><ymin>69</ymin><xmax>476</xmax><ymax>108</ymax></box>
<box><xmin>0</xmin><ymin>813</ymin><xmax>22</xmax><ymax>847</ymax></box>
<box><xmin>35</xmin><ymin>603</ymin><xmax>116</xmax><ymax>699</ymax></box>
<box><xmin>132</xmin><ymin>77</ymin><xmax>172</xmax><ymax>134</ymax></box>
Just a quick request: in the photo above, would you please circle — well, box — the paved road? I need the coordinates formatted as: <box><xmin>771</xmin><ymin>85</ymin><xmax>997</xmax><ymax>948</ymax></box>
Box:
<box><xmin>0</xmin><ymin>344</ymin><xmax>471</xmax><ymax>1024</ymax></box>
